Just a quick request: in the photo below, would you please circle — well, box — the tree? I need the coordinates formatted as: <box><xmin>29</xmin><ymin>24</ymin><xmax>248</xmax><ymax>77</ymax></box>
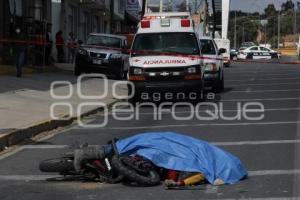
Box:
<box><xmin>281</xmin><ymin>0</ymin><xmax>294</xmax><ymax>12</ymax></box>
<box><xmin>264</xmin><ymin>4</ymin><xmax>277</xmax><ymax>17</ymax></box>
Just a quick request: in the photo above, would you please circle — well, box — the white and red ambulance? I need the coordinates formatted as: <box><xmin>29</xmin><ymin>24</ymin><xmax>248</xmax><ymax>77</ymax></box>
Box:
<box><xmin>128</xmin><ymin>12</ymin><xmax>204</xmax><ymax>102</ymax></box>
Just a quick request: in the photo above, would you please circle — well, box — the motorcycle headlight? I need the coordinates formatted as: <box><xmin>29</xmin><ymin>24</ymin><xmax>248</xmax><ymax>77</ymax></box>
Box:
<box><xmin>77</xmin><ymin>48</ymin><xmax>87</xmax><ymax>55</ymax></box>
<box><xmin>187</xmin><ymin>66</ymin><xmax>197</xmax><ymax>74</ymax></box>
<box><xmin>109</xmin><ymin>53</ymin><xmax>122</xmax><ymax>59</ymax></box>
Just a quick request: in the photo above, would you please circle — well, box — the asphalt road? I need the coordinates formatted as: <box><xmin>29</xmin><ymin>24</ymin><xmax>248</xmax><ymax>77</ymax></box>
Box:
<box><xmin>1</xmin><ymin>62</ymin><xmax>300</xmax><ymax>200</ymax></box>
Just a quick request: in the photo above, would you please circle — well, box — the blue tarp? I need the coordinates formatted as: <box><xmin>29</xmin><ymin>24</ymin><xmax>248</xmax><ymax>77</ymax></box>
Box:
<box><xmin>116</xmin><ymin>132</ymin><xmax>247</xmax><ymax>184</ymax></box>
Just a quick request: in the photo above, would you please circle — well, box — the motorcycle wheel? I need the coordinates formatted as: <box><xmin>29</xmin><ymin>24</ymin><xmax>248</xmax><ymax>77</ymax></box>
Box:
<box><xmin>39</xmin><ymin>158</ymin><xmax>75</xmax><ymax>173</ymax></box>
<box><xmin>111</xmin><ymin>156</ymin><xmax>160</xmax><ymax>186</ymax></box>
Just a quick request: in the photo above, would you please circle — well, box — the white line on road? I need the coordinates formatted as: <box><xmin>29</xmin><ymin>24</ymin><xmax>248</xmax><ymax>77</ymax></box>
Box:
<box><xmin>0</xmin><ymin>175</ymin><xmax>58</xmax><ymax>181</ymax></box>
<box><xmin>226</xmin><ymin>77</ymin><xmax>300</xmax><ymax>82</ymax></box>
<box><xmin>105</xmin><ymin>107</ymin><xmax>300</xmax><ymax>116</ymax></box>
<box><xmin>212</xmin><ymin>140</ymin><xmax>300</xmax><ymax>146</ymax></box>
<box><xmin>0</xmin><ymin>169</ymin><xmax>300</xmax><ymax>181</ymax></box>
<box><xmin>98</xmin><ymin>121</ymin><xmax>300</xmax><ymax>130</ymax></box>
<box><xmin>226</xmin><ymin>73</ymin><xmax>300</xmax><ymax>77</ymax></box>
<box><xmin>248</xmin><ymin>169</ymin><xmax>300</xmax><ymax>176</ymax></box>
<box><xmin>228</xmin><ymin>82</ymin><xmax>300</xmax><ymax>87</ymax></box>
<box><xmin>229</xmin><ymin>89</ymin><xmax>300</xmax><ymax>93</ymax></box>
<box><xmin>20</xmin><ymin>140</ymin><xmax>300</xmax><ymax>150</ymax></box>
<box><xmin>212</xmin><ymin>197</ymin><xmax>300</xmax><ymax>200</ymax></box>
<box><xmin>220</xmin><ymin>97</ymin><xmax>300</xmax><ymax>102</ymax></box>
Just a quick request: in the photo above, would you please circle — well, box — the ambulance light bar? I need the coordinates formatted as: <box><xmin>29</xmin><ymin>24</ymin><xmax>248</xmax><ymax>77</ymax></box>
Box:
<box><xmin>140</xmin><ymin>19</ymin><xmax>191</xmax><ymax>29</ymax></box>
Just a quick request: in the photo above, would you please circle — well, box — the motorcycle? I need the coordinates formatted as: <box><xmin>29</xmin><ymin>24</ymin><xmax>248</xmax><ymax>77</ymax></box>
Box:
<box><xmin>39</xmin><ymin>139</ymin><xmax>161</xmax><ymax>186</ymax></box>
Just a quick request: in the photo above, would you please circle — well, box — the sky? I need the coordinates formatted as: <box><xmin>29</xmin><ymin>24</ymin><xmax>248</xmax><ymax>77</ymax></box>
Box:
<box><xmin>230</xmin><ymin>0</ymin><xmax>300</xmax><ymax>13</ymax></box>
<box><xmin>148</xmin><ymin>0</ymin><xmax>300</xmax><ymax>13</ymax></box>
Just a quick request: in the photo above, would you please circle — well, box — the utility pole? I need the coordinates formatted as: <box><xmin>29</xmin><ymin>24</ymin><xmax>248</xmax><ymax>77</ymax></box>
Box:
<box><xmin>141</xmin><ymin>0</ymin><xmax>147</xmax><ymax>19</ymax></box>
<box><xmin>211</xmin><ymin>0</ymin><xmax>216</xmax><ymax>38</ymax></box>
<box><xmin>234</xmin><ymin>11</ymin><xmax>237</xmax><ymax>49</ymax></box>
<box><xmin>294</xmin><ymin>7</ymin><xmax>297</xmax><ymax>46</ymax></box>
<box><xmin>242</xmin><ymin>23</ymin><xmax>245</xmax><ymax>43</ymax></box>
<box><xmin>110</xmin><ymin>0</ymin><xmax>114</xmax><ymax>33</ymax></box>
<box><xmin>186</xmin><ymin>0</ymin><xmax>189</xmax><ymax>12</ymax></box>
<box><xmin>278</xmin><ymin>11</ymin><xmax>280</xmax><ymax>49</ymax></box>
<box><xmin>159</xmin><ymin>0</ymin><xmax>163</xmax><ymax>12</ymax></box>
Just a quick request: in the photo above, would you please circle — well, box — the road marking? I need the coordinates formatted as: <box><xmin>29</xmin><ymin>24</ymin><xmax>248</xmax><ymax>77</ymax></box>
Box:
<box><xmin>248</xmin><ymin>169</ymin><xmax>300</xmax><ymax>176</ymax></box>
<box><xmin>229</xmin><ymin>89</ymin><xmax>300</xmax><ymax>93</ymax></box>
<box><xmin>227</xmin><ymin>77</ymin><xmax>300</xmax><ymax>82</ymax></box>
<box><xmin>220</xmin><ymin>97</ymin><xmax>300</xmax><ymax>102</ymax></box>
<box><xmin>226</xmin><ymin>73</ymin><xmax>300</xmax><ymax>77</ymax></box>
<box><xmin>0</xmin><ymin>169</ymin><xmax>300</xmax><ymax>181</ymax></box>
<box><xmin>17</xmin><ymin>140</ymin><xmax>300</xmax><ymax>150</ymax></box>
<box><xmin>212</xmin><ymin>140</ymin><xmax>300</xmax><ymax>146</ymax></box>
<box><xmin>106</xmin><ymin>107</ymin><xmax>300</xmax><ymax>116</ymax></box>
<box><xmin>0</xmin><ymin>175</ymin><xmax>58</xmax><ymax>181</ymax></box>
<box><xmin>99</xmin><ymin>121</ymin><xmax>300</xmax><ymax>130</ymax></box>
<box><xmin>228</xmin><ymin>82</ymin><xmax>300</xmax><ymax>87</ymax></box>
<box><xmin>19</xmin><ymin>140</ymin><xmax>300</xmax><ymax>150</ymax></box>
<box><xmin>213</xmin><ymin>198</ymin><xmax>300</xmax><ymax>200</ymax></box>
<box><xmin>23</xmin><ymin>145</ymin><xmax>68</xmax><ymax>149</ymax></box>
<box><xmin>226</xmin><ymin>70</ymin><xmax>300</xmax><ymax>74</ymax></box>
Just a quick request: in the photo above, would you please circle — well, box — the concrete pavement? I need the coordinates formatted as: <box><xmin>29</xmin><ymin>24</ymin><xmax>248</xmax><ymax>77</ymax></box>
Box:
<box><xmin>0</xmin><ymin>71</ymin><xmax>126</xmax><ymax>150</ymax></box>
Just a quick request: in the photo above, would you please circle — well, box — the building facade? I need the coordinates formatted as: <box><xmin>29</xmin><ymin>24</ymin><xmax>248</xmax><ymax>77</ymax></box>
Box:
<box><xmin>0</xmin><ymin>0</ymin><xmax>52</xmax><ymax>64</ymax></box>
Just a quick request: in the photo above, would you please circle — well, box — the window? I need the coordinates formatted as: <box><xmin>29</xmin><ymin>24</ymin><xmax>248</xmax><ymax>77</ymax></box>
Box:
<box><xmin>260</xmin><ymin>47</ymin><xmax>270</xmax><ymax>52</ymax></box>
<box><xmin>86</xmin><ymin>35</ymin><xmax>122</xmax><ymax>48</ymax></box>
<box><xmin>132</xmin><ymin>33</ymin><xmax>200</xmax><ymax>56</ymax></box>
<box><xmin>200</xmin><ymin>39</ymin><xmax>217</xmax><ymax>55</ymax></box>
<box><xmin>250</xmin><ymin>47</ymin><xmax>258</xmax><ymax>51</ymax></box>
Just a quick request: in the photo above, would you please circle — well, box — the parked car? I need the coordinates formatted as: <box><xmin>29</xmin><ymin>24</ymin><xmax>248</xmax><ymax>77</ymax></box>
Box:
<box><xmin>230</xmin><ymin>49</ymin><xmax>238</xmax><ymax>60</ymax></box>
<box><xmin>214</xmin><ymin>38</ymin><xmax>231</xmax><ymax>67</ymax></box>
<box><xmin>75</xmin><ymin>33</ymin><xmax>129</xmax><ymax>79</ymax></box>
<box><xmin>240</xmin><ymin>42</ymin><xmax>256</xmax><ymax>48</ymax></box>
<box><xmin>237</xmin><ymin>46</ymin><xmax>281</xmax><ymax>60</ymax></box>
<box><xmin>200</xmin><ymin>37</ymin><xmax>225</xmax><ymax>92</ymax></box>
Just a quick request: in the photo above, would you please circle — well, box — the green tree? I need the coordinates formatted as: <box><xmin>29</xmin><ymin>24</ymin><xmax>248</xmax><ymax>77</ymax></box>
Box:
<box><xmin>281</xmin><ymin>0</ymin><xmax>295</xmax><ymax>12</ymax></box>
<box><xmin>264</xmin><ymin>4</ymin><xmax>277</xmax><ymax>17</ymax></box>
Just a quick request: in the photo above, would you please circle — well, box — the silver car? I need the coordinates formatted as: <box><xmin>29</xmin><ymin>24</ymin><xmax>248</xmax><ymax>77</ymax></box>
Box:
<box><xmin>75</xmin><ymin>33</ymin><xmax>129</xmax><ymax>79</ymax></box>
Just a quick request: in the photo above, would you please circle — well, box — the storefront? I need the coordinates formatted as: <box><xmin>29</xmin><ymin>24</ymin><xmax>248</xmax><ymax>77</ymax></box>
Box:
<box><xmin>0</xmin><ymin>0</ymin><xmax>52</xmax><ymax>65</ymax></box>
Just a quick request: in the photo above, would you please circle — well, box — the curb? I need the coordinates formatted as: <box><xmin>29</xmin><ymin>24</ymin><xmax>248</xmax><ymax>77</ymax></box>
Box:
<box><xmin>0</xmin><ymin>100</ymin><xmax>119</xmax><ymax>151</ymax></box>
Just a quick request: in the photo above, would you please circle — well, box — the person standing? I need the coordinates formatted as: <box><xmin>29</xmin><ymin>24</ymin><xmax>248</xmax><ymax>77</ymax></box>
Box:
<box><xmin>55</xmin><ymin>30</ymin><xmax>64</xmax><ymax>63</ymax></box>
<box><xmin>14</xmin><ymin>27</ymin><xmax>27</xmax><ymax>77</ymax></box>
<box><xmin>67</xmin><ymin>32</ymin><xmax>77</xmax><ymax>63</ymax></box>
<box><xmin>45</xmin><ymin>23</ymin><xmax>53</xmax><ymax>65</ymax></box>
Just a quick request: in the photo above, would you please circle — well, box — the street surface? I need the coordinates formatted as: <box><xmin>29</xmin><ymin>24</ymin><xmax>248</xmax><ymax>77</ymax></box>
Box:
<box><xmin>1</xmin><ymin>62</ymin><xmax>300</xmax><ymax>200</ymax></box>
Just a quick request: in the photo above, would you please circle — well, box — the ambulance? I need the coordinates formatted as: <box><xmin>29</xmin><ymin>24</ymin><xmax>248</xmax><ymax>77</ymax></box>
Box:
<box><xmin>128</xmin><ymin>12</ymin><xmax>204</xmax><ymax>102</ymax></box>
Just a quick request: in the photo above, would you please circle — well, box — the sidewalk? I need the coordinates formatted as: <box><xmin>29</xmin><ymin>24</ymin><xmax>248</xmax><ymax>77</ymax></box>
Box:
<box><xmin>0</xmin><ymin>71</ymin><xmax>127</xmax><ymax>150</ymax></box>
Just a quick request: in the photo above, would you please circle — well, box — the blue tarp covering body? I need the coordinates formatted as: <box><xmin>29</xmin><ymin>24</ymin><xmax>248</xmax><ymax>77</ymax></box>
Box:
<box><xmin>116</xmin><ymin>132</ymin><xmax>247</xmax><ymax>184</ymax></box>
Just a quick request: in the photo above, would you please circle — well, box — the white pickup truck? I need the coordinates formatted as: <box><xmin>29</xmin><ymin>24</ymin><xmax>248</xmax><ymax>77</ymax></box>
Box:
<box><xmin>214</xmin><ymin>38</ymin><xmax>231</xmax><ymax>67</ymax></box>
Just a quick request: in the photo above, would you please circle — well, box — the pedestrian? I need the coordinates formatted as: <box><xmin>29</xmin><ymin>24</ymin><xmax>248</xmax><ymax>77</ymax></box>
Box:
<box><xmin>55</xmin><ymin>30</ymin><xmax>64</xmax><ymax>63</ymax></box>
<box><xmin>45</xmin><ymin>23</ymin><xmax>53</xmax><ymax>65</ymax></box>
<box><xmin>14</xmin><ymin>26</ymin><xmax>27</xmax><ymax>77</ymax></box>
<box><xmin>67</xmin><ymin>32</ymin><xmax>77</xmax><ymax>63</ymax></box>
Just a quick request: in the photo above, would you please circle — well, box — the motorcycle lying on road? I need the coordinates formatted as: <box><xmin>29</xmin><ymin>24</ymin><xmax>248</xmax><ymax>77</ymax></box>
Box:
<box><xmin>39</xmin><ymin>139</ymin><xmax>161</xmax><ymax>186</ymax></box>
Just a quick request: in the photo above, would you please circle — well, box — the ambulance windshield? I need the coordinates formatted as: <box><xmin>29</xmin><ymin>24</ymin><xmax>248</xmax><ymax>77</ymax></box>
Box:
<box><xmin>132</xmin><ymin>32</ymin><xmax>200</xmax><ymax>56</ymax></box>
